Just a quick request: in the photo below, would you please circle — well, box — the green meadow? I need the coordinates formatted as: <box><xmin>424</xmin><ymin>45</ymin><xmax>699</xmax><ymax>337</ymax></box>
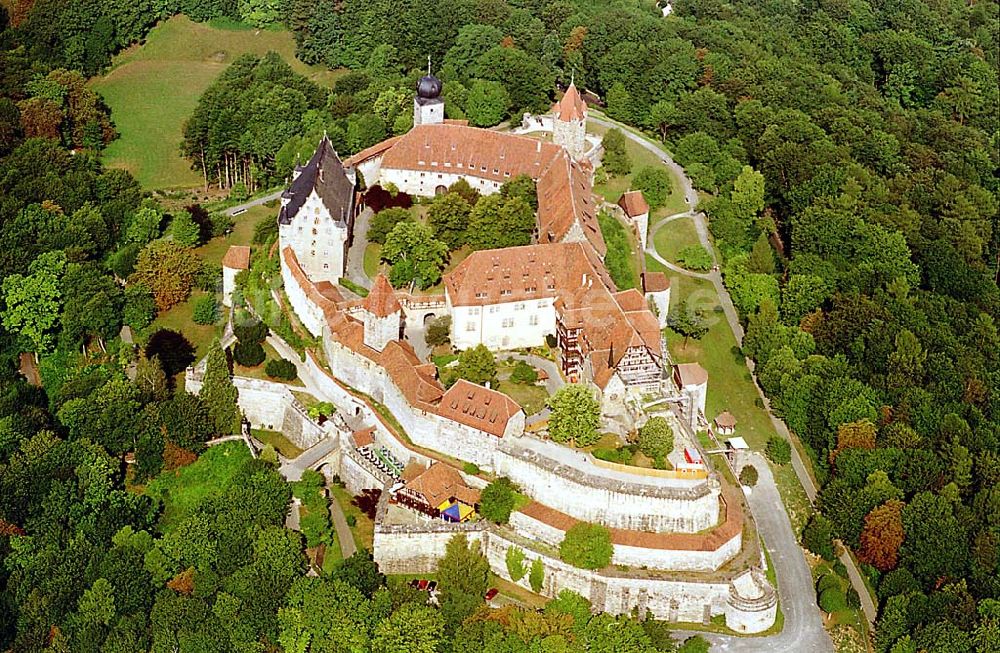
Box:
<box><xmin>90</xmin><ymin>15</ymin><xmax>341</xmax><ymax>190</ymax></box>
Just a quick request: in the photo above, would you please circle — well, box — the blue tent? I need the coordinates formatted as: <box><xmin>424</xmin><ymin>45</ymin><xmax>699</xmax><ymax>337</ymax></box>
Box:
<box><xmin>441</xmin><ymin>504</ymin><xmax>462</xmax><ymax>522</ymax></box>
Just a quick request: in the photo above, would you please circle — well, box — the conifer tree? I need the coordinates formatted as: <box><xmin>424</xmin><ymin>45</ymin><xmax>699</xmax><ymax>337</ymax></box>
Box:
<box><xmin>200</xmin><ymin>339</ymin><xmax>239</xmax><ymax>435</ymax></box>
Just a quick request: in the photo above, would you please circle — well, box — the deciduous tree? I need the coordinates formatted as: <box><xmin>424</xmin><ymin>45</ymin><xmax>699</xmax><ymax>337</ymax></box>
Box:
<box><xmin>547</xmin><ymin>385</ymin><xmax>601</xmax><ymax>447</ymax></box>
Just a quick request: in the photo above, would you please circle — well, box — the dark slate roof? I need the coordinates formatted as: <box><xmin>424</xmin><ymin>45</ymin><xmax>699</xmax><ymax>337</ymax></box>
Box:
<box><xmin>278</xmin><ymin>135</ymin><xmax>355</xmax><ymax>225</ymax></box>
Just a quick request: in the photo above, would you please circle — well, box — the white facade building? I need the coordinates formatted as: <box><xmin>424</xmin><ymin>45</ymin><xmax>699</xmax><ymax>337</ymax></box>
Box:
<box><xmin>277</xmin><ymin>135</ymin><xmax>356</xmax><ymax>284</ymax></box>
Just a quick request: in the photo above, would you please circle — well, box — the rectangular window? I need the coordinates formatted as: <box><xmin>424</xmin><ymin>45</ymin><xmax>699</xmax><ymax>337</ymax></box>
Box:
<box><xmin>489</xmin><ymin>306</ymin><xmax>498</xmax><ymax>314</ymax></box>
<box><xmin>465</xmin><ymin>322</ymin><xmax>476</xmax><ymax>332</ymax></box>
<box><xmin>470</xmin><ymin>307</ymin><xmax>481</xmax><ymax>315</ymax></box>
<box><xmin>529</xmin><ymin>314</ymin><xmax>539</xmax><ymax>326</ymax></box>
<box><xmin>502</xmin><ymin>318</ymin><xmax>514</xmax><ymax>328</ymax></box>
<box><xmin>500</xmin><ymin>289</ymin><xmax>511</xmax><ymax>296</ymax></box>
<box><xmin>515</xmin><ymin>303</ymin><xmax>525</xmax><ymax>311</ymax></box>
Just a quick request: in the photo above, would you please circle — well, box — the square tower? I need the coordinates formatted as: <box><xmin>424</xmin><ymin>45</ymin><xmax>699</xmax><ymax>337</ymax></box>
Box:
<box><xmin>414</xmin><ymin>74</ymin><xmax>445</xmax><ymax>126</ymax></box>
<box><xmin>552</xmin><ymin>82</ymin><xmax>587</xmax><ymax>160</ymax></box>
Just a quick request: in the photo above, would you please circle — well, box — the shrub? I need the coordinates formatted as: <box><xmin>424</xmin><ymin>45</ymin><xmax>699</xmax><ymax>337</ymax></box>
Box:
<box><xmin>209</xmin><ymin>212</ymin><xmax>234</xmax><ymax>237</ymax></box>
<box><xmin>234</xmin><ymin>320</ymin><xmax>268</xmax><ymax>344</ymax></box>
<box><xmin>505</xmin><ymin>546</ymin><xmax>526</xmax><ymax>582</ymax></box>
<box><xmin>677</xmin><ymin>245</ymin><xmax>713</xmax><ymax>271</ymax></box>
<box><xmin>638</xmin><ymin>416</ymin><xmax>674</xmax><ymax>460</ymax></box>
<box><xmin>196</xmin><ymin>264</ymin><xmax>221</xmax><ymax>292</ymax></box>
<box><xmin>462</xmin><ymin>462</ymin><xmax>480</xmax><ymax>475</ymax></box>
<box><xmin>818</xmin><ymin>587</ymin><xmax>847</xmax><ymax>613</ymax></box>
<box><xmin>765</xmin><ymin>436</ymin><xmax>792</xmax><ymax>465</ymax></box>
<box><xmin>817</xmin><ymin>573</ymin><xmax>841</xmax><ymax>593</ymax></box>
<box><xmin>480</xmin><ymin>477</ymin><xmax>518</xmax><ymax>524</ymax></box>
<box><xmin>528</xmin><ymin>558</ymin><xmax>544</xmax><ymax>593</ymax></box>
<box><xmin>192</xmin><ymin>296</ymin><xmax>218</xmax><ymax>325</ymax></box>
<box><xmin>510</xmin><ymin>361</ymin><xmax>538</xmax><ymax>384</ymax></box>
<box><xmin>592</xmin><ymin>446</ymin><xmax>633</xmax><ymax>465</ymax></box>
<box><xmin>739</xmin><ymin>465</ymin><xmax>759</xmax><ymax>487</ymax></box>
<box><xmin>265</xmin><ymin>358</ymin><xmax>297</xmax><ymax>380</ymax></box>
<box><xmin>597</xmin><ymin>210</ymin><xmax>638</xmax><ymax>290</ymax></box>
<box><xmin>559</xmin><ymin>523</ymin><xmax>613</xmax><ymax>570</ymax></box>
<box><xmin>425</xmin><ymin>316</ymin><xmax>451</xmax><ymax>347</ymax></box>
<box><xmin>676</xmin><ymin>636</ymin><xmax>711</xmax><ymax>653</ymax></box>
<box><xmin>346</xmin><ymin>514</ymin><xmax>357</xmax><ymax>528</ymax></box>
<box><xmin>123</xmin><ymin>284</ymin><xmax>156</xmax><ymax>330</ymax></box>
<box><xmin>846</xmin><ymin>588</ymin><xmax>860</xmax><ymax>608</ymax></box>
<box><xmin>233</xmin><ymin>341</ymin><xmax>265</xmax><ymax>367</ymax></box>
<box><xmin>336</xmin><ymin>277</ymin><xmax>369</xmax><ymax>298</ymax></box>
<box><xmin>802</xmin><ymin>514</ymin><xmax>836</xmax><ymax>561</ymax></box>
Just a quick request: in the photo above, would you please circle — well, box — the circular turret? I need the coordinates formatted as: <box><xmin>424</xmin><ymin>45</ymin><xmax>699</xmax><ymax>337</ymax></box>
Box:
<box><xmin>416</xmin><ymin>74</ymin><xmax>443</xmax><ymax>100</ymax></box>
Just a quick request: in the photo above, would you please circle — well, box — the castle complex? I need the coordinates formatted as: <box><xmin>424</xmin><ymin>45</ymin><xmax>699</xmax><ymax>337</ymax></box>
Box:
<box><xmin>202</xmin><ymin>73</ymin><xmax>776</xmax><ymax>632</ymax></box>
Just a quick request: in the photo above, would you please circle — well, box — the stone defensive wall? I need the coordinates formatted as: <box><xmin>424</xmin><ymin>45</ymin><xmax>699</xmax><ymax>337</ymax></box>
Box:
<box><xmin>185</xmin><ymin>368</ymin><xmax>328</xmax><ymax>450</ymax></box>
<box><xmin>495</xmin><ymin>438</ymin><xmax>720</xmax><ymax>534</ymax></box>
<box><xmin>319</xmin><ymin>332</ymin><xmax>722</xmax><ymax>534</ymax></box>
<box><xmin>371</xmin><ymin>493</ymin><xmax>776</xmax><ymax>634</ymax></box>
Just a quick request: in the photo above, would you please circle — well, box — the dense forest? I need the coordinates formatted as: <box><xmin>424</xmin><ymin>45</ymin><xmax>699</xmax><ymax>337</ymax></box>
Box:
<box><xmin>1</xmin><ymin>0</ymin><xmax>999</xmax><ymax>651</ymax></box>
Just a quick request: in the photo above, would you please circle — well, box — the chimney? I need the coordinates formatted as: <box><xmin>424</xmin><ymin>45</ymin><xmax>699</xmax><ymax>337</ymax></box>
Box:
<box><xmin>536</xmin><ymin>141</ymin><xmax>541</xmax><ymax>153</ymax></box>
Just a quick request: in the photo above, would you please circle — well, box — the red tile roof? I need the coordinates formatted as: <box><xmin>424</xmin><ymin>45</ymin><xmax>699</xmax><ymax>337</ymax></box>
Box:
<box><xmin>438</xmin><ymin>379</ymin><xmax>522</xmax><ymax>437</ymax></box>
<box><xmin>405</xmin><ymin>462</ymin><xmax>480</xmax><ymax>507</ymax></box>
<box><xmin>675</xmin><ymin>362</ymin><xmax>708</xmax><ymax>387</ymax></box>
<box><xmin>617</xmin><ymin>190</ymin><xmax>649</xmax><ymax>217</ymax></box>
<box><xmin>446</xmin><ymin>243</ymin><xmax>662</xmax><ymax>389</ymax></box>
<box><xmin>641</xmin><ymin>272</ymin><xmax>670</xmax><ymax>293</ymax></box>
<box><xmin>552</xmin><ymin>83</ymin><xmax>586</xmax><ymax>122</ymax></box>
<box><xmin>364</xmin><ymin>274</ymin><xmax>402</xmax><ymax>317</ymax></box>
<box><xmin>348</xmin><ymin>124</ymin><xmax>605</xmax><ymax>257</ymax></box>
<box><xmin>351</xmin><ymin>427</ymin><xmax>375</xmax><ymax>448</ymax></box>
<box><xmin>222</xmin><ymin>245</ymin><xmax>251</xmax><ymax>270</ymax></box>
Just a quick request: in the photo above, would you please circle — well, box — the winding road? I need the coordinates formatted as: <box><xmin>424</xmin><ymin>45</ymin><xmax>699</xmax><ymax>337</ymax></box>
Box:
<box><xmin>590</xmin><ymin>114</ymin><xmax>840</xmax><ymax>651</ymax></box>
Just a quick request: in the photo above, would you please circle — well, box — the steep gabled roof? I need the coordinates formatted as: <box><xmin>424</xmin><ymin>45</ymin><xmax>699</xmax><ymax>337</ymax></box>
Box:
<box><xmin>552</xmin><ymin>82</ymin><xmax>586</xmax><ymax>122</ymax></box>
<box><xmin>618</xmin><ymin>190</ymin><xmax>649</xmax><ymax>217</ymax></box>
<box><xmin>278</xmin><ymin>135</ymin><xmax>354</xmax><ymax>225</ymax></box>
<box><xmin>364</xmin><ymin>274</ymin><xmax>402</xmax><ymax>317</ymax></box>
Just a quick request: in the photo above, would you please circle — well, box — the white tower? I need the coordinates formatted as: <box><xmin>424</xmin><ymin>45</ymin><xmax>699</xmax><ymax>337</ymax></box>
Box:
<box><xmin>362</xmin><ymin>274</ymin><xmax>403</xmax><ymax>352</ymax></box>
<box><xmin>552</xmin><ymin>81</ymin><xmax>587</xmax><ymax>160</ymax></box>
<box><xmin>414</xmin><ymin>60</ymin><xmax>444</xmax><ymax>127</ymax></box>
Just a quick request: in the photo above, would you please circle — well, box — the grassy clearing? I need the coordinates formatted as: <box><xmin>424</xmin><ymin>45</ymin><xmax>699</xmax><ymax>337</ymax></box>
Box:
<box><xmin>588</xmin><ymin>116</ymin><xmax>687</xmax><ymax>217</ymax></box>
<box><xmin>91</xmin><ymin>15</ymin><xmax>343</xmax><ymax>190</ymax></box>
<box><xmin>653</xmin><ymin>217</ymin><xmax>702</xmax><ymax>267</ymax></box>
<box><xmin>363</xmin><ymin>243</ymin><xmax>383</xmax><ymax>279</ymax></box>
<box><xmin>252</xmin><ymin>428</ymin><xmax>304</xmax><ymax>458</ymax></box>
<box><xmin>145</xmin><ymin>442</ymin><xmax>252</xmax><ymax>530</ymax></box>
<box><xmin>329</xmin><ymin>483</ymin><xmax>375</xmax><ymax>551</ymax></box>
<box><xmin>496</xmin><ymin>380</ymin><xmax>549</xmax><ymax>416</ymax></box>
<box><xmin>150</xmin><ymin>290</ymin><xmax>221</xmax><ymax>362</ymax></box>
<box><xmin>194</xmin><ymin>203</ymin><xmax>272</xmax><ymax>266</ymax></box>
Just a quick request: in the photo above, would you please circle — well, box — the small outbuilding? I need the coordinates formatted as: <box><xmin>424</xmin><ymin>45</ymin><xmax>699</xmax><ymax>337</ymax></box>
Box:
<box><xmin>715</xmin><ymin>411</ymin><xmax>737</xmax><ymax>436</ymax></box>
<box><xmin>618</xmin><ymin>190</ymin><xmax>650</xmax><ymax>250</ymax></box>
<box><xmin>642</xmin><ymin>271</ymin><xmax>671</xmax><ymax>329</ymax></box>
<box><xmin>222</xmin><ymin>245</ymin><xmax>251</xmax><ymax>307</ymax></box>
<box><xmin>673</xmin><ymin>362</ymin><xmax>708</xmax><ymax>419</ymax></box>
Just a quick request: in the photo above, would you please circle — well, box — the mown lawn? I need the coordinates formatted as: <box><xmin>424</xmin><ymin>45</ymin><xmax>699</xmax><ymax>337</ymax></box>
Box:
<box><xmin>363</xmin><ymin>243</ymin><xmax>383</xmax><ymax>279</ymax></box>
<box><xmin>194</xmin><ymin>203</ymin><xmax>271</xmax><ymax>267</ymax></box>
<box><xmin>496</xmin><ymin>380</ymin><xmax>549</xmax><ymax>416</ymax></box>
<box><xmin>90</xmin><ymin>15</ymin><xmax>343</xmax><ymax>190</ymax></box>
<box><xmin>145</xmin><ymin>442</ymin><xmax>252</xmax><ymax>530</ymax></box>
<box><xmin>252</xmin><ymin>428</ymin><xmax>304</xmax><ymax>459</ymax></box>
<box><xmin>653</xmin><ymin>216</ymin><xmax>702</xmax><ymax>267</ymax></box>
<box><xmin>149</xmin><ymin>290</ymin><xmax>221</xmax><ymax>362</ymax></box>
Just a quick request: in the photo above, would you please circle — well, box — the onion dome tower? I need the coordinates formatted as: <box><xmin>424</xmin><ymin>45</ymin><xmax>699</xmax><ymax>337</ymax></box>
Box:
<box><xmin>414</xmin><ymin>57</ymin><xmax>444</xmax><ymax>127</ymax></box>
